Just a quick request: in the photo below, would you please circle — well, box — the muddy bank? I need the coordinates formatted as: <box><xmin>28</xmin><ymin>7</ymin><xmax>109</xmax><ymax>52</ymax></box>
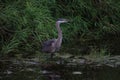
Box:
<box><xmin>0</xmin><ymin>55</ymin><xmax>120</xmax><ymax>70</ymax></box>
<box><xmin>0</xmin><ymin>55</ymin><xmax>120</xmax><ymax>80</ymax></box>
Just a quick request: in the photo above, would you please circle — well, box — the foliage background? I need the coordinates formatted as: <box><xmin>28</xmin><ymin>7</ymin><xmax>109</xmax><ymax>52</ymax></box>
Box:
<box><xmin>0</xmin><ymin>0</ymin><xmax>120</xmax><ymax>57</ymax></box>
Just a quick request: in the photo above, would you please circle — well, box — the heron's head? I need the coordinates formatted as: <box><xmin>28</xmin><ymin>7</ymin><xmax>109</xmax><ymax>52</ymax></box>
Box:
<box><xmin>57</xmin><ymin>18</ymin><xmax>69</xmax><ymax>24</ymax></box>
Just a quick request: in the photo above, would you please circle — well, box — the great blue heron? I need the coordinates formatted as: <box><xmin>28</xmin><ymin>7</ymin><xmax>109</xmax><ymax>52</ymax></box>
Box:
<box><xmin>42</xmin><ymin>19</ymin><xmax>69</xmax><ymax>58</ymax></box>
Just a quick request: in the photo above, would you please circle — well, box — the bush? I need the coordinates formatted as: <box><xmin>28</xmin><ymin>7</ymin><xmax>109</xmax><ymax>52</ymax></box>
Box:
<box><xmin>0</xmin><ymin>0</ymin><xmax>120</xmax><ymax>56</ymax></box>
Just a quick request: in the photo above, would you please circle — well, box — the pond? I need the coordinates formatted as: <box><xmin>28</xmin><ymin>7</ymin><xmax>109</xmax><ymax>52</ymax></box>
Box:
<box><xmin>0</xmin><ymin>58</ymin><xmax>120</xmax><ymax>80</ymax></box>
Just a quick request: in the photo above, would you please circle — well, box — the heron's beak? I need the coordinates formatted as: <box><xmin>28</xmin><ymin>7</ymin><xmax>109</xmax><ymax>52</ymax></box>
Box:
<box><xmin>66</xmin><ymin>19</ymin><xmax>69</xmax><ymax>22</ymax></box>
<box><xmin>64</xmin><ymin>19</ymin><xmax>69</xmax><ymax>23</ymax></box>
<box><xmin>66</xmin><ymin>19</ymin><xmax>72</xmax><ymax>22</ymax></box>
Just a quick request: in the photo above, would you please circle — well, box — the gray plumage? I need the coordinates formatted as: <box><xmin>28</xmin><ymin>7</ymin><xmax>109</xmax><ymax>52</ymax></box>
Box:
<box><xmin>42</xmin><ymin>19</ymin><xmax>68</xmax><ymax>55</ymax></box>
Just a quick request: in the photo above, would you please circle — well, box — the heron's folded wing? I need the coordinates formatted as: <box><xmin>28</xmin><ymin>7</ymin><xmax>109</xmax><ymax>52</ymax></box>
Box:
<box><xmin>42</xmin><ymin>39</ymin><xmax>57</xmax><ymax>46</ymax></box>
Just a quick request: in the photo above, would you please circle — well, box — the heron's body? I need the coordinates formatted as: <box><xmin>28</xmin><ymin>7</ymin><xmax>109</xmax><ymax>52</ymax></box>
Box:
<box><xmin>42</xmin><ymin>39</ymin><xmax>57</xmax><ymax>53</ymax></box>
<box><xmin>42</xmin><ymin>19</ymin><xmax>68</xmax><ymax>57</ymax></box>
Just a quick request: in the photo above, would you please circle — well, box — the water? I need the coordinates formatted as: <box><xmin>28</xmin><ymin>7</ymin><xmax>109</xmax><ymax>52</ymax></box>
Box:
<box><xmin>0</xmin><ymin>59</ymin><xmax>120</xmax><ymax>80</ymax></box>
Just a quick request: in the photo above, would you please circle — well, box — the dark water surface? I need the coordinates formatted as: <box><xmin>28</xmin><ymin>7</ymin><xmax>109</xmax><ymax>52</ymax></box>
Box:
<box><xmin>0</xmin><ymin>60</ymin><xmax>120</xmax><ymax>80</ymax></box>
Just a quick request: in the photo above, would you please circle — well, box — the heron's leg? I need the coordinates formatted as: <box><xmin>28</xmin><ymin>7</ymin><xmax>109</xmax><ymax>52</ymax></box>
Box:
<box><xmin>50</xmin><ymin>53</ymin><xmax>55</xmax><ymax>59</ymax></box>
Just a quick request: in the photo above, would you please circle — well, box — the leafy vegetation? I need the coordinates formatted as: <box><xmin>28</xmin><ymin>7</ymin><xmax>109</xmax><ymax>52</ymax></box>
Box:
<box><xmin>0</xmin><ymin>0</ymin><xmax>120</xmax><ymax>57</ymax></box>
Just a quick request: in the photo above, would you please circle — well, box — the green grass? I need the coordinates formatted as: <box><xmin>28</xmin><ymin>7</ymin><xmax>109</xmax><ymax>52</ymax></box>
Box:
<box><xmin>0</xmin><ymin>0</ymin><xmax>120</xmax><ymax>57</ymax></box>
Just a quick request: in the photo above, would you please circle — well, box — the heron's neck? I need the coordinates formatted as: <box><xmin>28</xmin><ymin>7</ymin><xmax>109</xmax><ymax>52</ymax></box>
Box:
<box><xmin>56</xmin><ymin>22</ymin><xmax>62</xmax><ymax>39</ymax></box>
<box><xmin>55</xmin><ymin>22</ymin><xmax>62</xmax><ymax>48</ymax></box>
